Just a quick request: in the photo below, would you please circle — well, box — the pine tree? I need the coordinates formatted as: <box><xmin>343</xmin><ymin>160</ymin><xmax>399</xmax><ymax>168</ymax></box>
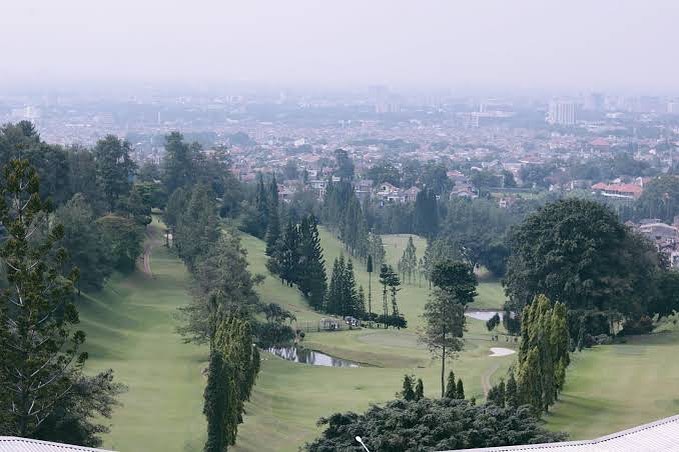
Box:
<box><xmin>279</xmin><ymin>220</ymin><xmax>301</xmax><ymax>286</ymax></box>
<box><xmin>264</xmin><ymin>176</ymin><xmax>280</xmax><ymax>257</ymax></box>
<box><xmin>400</xmin><ymin>375</ymin><xmax>416</xmax><ymax>401</ymax></box>
<box><xmin>0</xmin><ymin>160</ymin><xmax>88</xmax><ymax>437</ymax></box>
<box><xmin>505</xmin><ymin>372</ymin><xmax>519</xmax><ymax>408</ymax></box>
<box><xmin>298</xmin><ymin>216</ymin><xmax>327</xmax><ymax>311</ymax></box>
<box><xmin>455</xmin><ymin>379</ymin><xmax>465</xmax><ymax>400</ymax></box>
<box><xmin>254</xmin><ymin>173</ymin><xmax>269</xmax><ymax>239</ymax></box>
<box><xmin>379</xmin><ymin>264</ymin><xmax>390</xmax><ymax>326</ymax></box>
<box><xmin>388</xmin><ymin>266</ymin><xmax>401</xmax><ymax>318</ymax></box>
<box><xmin>444</xmin><ymin>371</ymin><xmax>457</xmax><ymax>399</ymax></box>
<box><xmin>326</xmin><ymin>257</ymin><xmax>344</xmax><ymax>315</ymax></box>
<box><xmin>344</xmin><ymin>259</ymin><xmax>359</xmax><ymax>316</ymax></box>
<box><xmin>415</xmin><ymin>378</ymin><xmax>425</xmax><ymax>400</ymax></box>
<box><xmin>357</xmin><ymin>285</ymin><xmax>366</xmax><ymax>318</ymax></box>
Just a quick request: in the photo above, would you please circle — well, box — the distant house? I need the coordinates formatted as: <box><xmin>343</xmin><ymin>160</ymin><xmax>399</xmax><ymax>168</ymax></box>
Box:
<box><xmin>591</xmin><ymin>182</ymin><xmax>643</xmax><ymax>199</ymax></box>
<box><xmin>403</xmin><ymin>186</ymin><xmax>421</xmax><ymax>203</ymax></box>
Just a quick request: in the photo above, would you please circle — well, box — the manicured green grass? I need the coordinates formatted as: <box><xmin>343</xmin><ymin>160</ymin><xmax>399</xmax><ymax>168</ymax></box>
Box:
<box><xmin>233</xmin><ymin>229</ymin><xmax>516</xmax><ymax>451</ymax></box>
<box><xmin>78</xmin><ymin>222</ymin><xmax>513</xmax><ymax>452</ymax></box>
<box><xmin>546</xmin><ymin>332</ymin><xmax>679</xmax><ymax>439</ymax></box>
<box><xmin>78</xmin><ymin>219</ymin><xmax>207</xmax><ymax>452</ymax></box>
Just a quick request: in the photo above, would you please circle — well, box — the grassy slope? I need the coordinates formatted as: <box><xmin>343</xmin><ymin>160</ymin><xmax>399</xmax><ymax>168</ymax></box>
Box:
<box><xmin>234</xmin><ymin>229</ymin><xmax>514</xmax><ymax>452</ymax></box>
<box><xmin>78</xmin><ymin>219</ymin><xmax>207</xmax><ymax>452</ymax></box>
<box><xmin>546</xmin><ymin>332</ymin><xmax>679</xmax><ymax>439</ymax></box>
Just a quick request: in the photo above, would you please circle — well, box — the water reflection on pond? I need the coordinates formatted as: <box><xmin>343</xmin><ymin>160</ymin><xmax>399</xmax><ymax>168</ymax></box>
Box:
<box><xmin>267</xmin><ymin>346</ymin><xmax>360</xmax><ymax>368</ymax></box>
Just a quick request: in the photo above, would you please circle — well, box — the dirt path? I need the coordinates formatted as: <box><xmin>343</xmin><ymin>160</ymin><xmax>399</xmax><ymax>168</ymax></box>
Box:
<box><xmin>140</xmin><ymin>229</ymin><xmax>154</xmax><ymax>276</ymax></box>
<box><xmin>481</xmin><ymin>360</ymin><xmax>502</xmax><ymax>396</ymax></box>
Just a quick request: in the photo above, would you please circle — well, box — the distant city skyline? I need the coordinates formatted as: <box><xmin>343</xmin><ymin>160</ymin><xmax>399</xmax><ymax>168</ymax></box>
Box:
<box><xmin>2</xmin><ymin>0</ymin><xmax>679</xmax><ymax>94</ymax></box>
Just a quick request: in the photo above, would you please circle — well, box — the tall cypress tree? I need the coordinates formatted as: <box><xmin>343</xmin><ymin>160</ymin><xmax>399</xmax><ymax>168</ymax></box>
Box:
<box><xmin>203</xmin><ymin>350</ymin><xmax>228</xmax><ymax>452</ymax></box>
<box><xmin>505</xmin><ymin>372</ymin><xmax>519</xmax><ymax>408</ymax></box>
<box><xmin>264</xmin><ymin>177</ymin><xmax>280</xmax><ymax>257</ymax></box>
<box><xmin>415</xmin><ymin>378</ymin><xmax>425</xmax><ymax>400</ymax></box>
<box><xmin>444</xmin><ymin>371</ymin><xmax>457</xmax><ymax>399</ymax></box>
<box><xmin>254</xmin><ymin>173</ymin><xmax>269</xmax><ymax>238</ymax></box>
<box><xmin>455</xmin><ymin>379</ymin><xmax>465</xmax><ymax>400</ymax></box>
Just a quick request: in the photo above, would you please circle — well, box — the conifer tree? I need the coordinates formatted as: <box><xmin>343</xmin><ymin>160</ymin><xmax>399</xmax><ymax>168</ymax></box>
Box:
<box><xmin>400</xmin><ymin>375</ymin><xmax>416</xmax><ymax>401</ymax></box>
<box><xmin>326</xmin><ymin>257</ymin><xmax>344</xmax><ymax>315</ymax></box>
<box><xmin>456</xmin><ymin>379</ymin><xmax>465</xmax><ymax>400</ymax></box>
<box><xmin>264</xmin><ymin>179</ymin><xmax>280</xmax><ymax>257</ymax></box>
<box><xmin>298</xmin><ymin>216</ymin><xmax>327</xmax><ymax>311</ymax></box>
<box><xmin>415</xmin><ymin>378</ymin><xmax>424</xmax><ymax>400</ymax></box>
<box><xmin>444</xmin><ymin>371</ymin><xmax>457</xmax><ymax>399</ymax></box>
<box><xmin>357</xmin><ymin>285</ymin><xmax>366</xmax><ymax>318</ymax></box>
<box><xmin>203</xmin><ymin>350</ymin><xmax>229</xmax><ymax>452</ymax></box>
<box><xmin>379</xmin><ymin>264</ymin><xmax>391</xmax><ymax>326</ymax></box>
<box><xmin>0</xmin><ymin>160</ymin><xmax>83</xmax><ymax>436</ymax></box>
<box><xmin>254</xmin><ymin>173</ymin><xmax>269</xmax><ymax>239</ymax></box>
<box><xmin>505</xmin><ymin>372</ymin><xmax>519</xmax><ymax>408</ymax></box>
<box><xmin>279</xmin><ymin>220</ymin><xmax>301</xmax><ymax>286</ymax></box>
<box><xmin>344</xmin><ymin>259</ymin><xmax>359</xmax><ymax>316</ymax></box>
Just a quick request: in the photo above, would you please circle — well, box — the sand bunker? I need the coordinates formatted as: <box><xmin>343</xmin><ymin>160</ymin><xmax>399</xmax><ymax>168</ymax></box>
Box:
<box><xmin>489</xmin><ymin>347</ymin><xmax>516</xmax><ymax>357</ymax></box>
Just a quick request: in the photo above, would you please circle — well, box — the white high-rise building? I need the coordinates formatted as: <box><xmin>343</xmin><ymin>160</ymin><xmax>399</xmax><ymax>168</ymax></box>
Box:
<box><xmin>548</xmin><ymin>100</ymin><xmax>576</xmax><ymax>125</ymax></box>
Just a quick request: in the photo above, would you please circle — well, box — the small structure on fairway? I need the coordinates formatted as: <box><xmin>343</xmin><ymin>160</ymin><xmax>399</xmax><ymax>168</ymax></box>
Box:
<box><xmin>319</xmin><ymin>317</ymin><xmax>341</xmax><ymax>331</ymax></box>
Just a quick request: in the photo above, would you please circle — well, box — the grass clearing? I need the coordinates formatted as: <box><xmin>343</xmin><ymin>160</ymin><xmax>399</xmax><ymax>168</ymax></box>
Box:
<box><xmin>79</xmin><ymin>219</ymin><xmax>206</xmax><ymax>452</ymax></box>
<box><xmin>546</xmin><ymin>331</ymin><xmax>679</xmax><ymax>439</ymax></box>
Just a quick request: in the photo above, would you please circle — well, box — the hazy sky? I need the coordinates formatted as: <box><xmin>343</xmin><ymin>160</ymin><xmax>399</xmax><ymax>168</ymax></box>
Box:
<box><xmin>2</xmin><ymin>0</ymin><xmax>678</xmax><ymax>93</ymax></box>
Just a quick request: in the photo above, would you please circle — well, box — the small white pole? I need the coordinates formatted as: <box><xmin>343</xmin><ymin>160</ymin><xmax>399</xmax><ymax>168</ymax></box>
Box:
<box><xmin>355</xmin><ymin>436</ymin><xmax>370</xmax><ymax>452</ymax></box>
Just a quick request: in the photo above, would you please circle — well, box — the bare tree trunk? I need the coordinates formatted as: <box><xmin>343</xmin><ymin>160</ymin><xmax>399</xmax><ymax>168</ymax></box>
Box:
<box><xmin>441</xmin><ymin>345</ymin><xmax>446</xmax><ymax>398</ymax></box>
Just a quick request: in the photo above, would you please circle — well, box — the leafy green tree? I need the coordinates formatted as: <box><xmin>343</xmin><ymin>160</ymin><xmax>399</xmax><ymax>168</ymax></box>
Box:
<box><xmin>55</xmin><ymin>194</ymin><xmax>113</xmax><ymax>292</ymax></box>
<box><xmin>96</xmin><ymin>214</ymin><xmax>144</xmax><ymax>273</ymax></box>
<box><xmin>504</xmin><ymin>198</ymin><xmax>661</xmax><ymax>326</ymax></box>
<box><xmin>305</xmin><ymin>399</ymin><xmax>566</xmax><ymax>451</ymax></box>
<box><xmin>366</xmin><ymin>162</ymin><xmax>401</xmax><ymax>187</ymax></box>
<box><xmin>179</xmin><ymin>232</ymin><xmax>261</xmax><ymax>344</ymax></box>
<box><xmin>636</xmin><ymin>175</ymin><xmax>679</xmax><ymax>223</ymax></box>
<box><xmin>0</xmin><ymin>160</ymin><xmax>123</xmax><ymax>441</ymax></box>
<box><xmin>421</xmin><ymin>260</ymin><xmax>477</xmax><ymax>397</ymax></box>
<box><xmin>93</xmin><ymin>135</ymin><xmax>136</xmax><ymax>212</ymax></box>
<box><xmin>162</xmin><ymin>132</ymin><xmax>197</xmax><ymax>196</ymax></box>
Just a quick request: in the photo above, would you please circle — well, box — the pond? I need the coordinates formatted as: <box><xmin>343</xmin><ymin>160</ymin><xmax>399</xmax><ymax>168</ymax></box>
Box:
<box><xmin>465</xmin><ymin>310</ymin><xmax>503</xmax><ymax>321</ymax></box>
<box><xmin>267</xmin><ymin>346</ymin><xmax>360</xmax><ymax>368</ymax></box>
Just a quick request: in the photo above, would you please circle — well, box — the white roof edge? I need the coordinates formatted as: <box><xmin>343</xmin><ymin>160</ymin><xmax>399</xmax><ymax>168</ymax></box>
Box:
<box><xmin>447</xmin><ymin>413</ymin><xmax>679</xmax><ymax>451</ymax></box>
<box><xmin>0</xmin><ymin>436</ymin><xmax>115</xmax><ymax>452</ymax></box>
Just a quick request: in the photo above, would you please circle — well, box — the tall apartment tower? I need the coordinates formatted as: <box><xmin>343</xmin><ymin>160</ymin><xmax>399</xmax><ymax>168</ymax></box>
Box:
<box><xmin>548</xmin><ymin>100</ymin><xmax>576</xmax><ymax>125</ymax></box>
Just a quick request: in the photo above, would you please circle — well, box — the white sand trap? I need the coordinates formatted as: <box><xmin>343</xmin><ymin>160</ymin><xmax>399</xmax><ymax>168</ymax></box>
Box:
<box><xmin>489</xmin><ymin>347</ymin><xmax>516</xmax><ymax>357</ymax></box>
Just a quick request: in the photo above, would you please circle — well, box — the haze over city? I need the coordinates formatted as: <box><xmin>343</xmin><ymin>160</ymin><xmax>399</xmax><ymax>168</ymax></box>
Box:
<box><xmin>4</xmin><ymin>2</ymin><xmax>679</xmax><ymax>452</ymax></box>
<box><xmin>2</xmin><ymin>0</ymin><xmax>679</xmax><ymax>92</ymax></box>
